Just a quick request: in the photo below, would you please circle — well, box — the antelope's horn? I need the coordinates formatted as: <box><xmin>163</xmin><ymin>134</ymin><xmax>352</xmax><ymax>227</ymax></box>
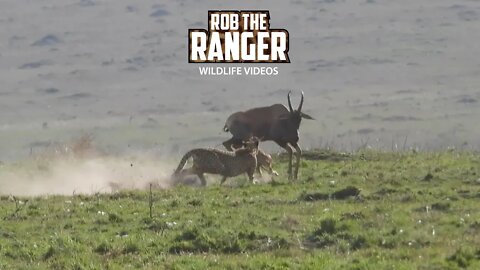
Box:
<box><xmin>287</xmin><ymin>91</ymin><xmax>293</xmax><ymax>112</ymax></box>
<box><xmin>298</xmin><ymin>91</ymin><xmax>304</xmax><ymax>112</ymax></box>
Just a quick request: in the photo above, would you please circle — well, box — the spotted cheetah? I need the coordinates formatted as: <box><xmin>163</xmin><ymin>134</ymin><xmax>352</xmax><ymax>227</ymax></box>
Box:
<box><xmin>172</xmin><ymin>138</ymin><xmax>259</xmax><ymax>186</ymax></box>
<box><xmin>256</xmin><ymin>149</ymin><xmax>279</xmax><ymax>177</ymax></box>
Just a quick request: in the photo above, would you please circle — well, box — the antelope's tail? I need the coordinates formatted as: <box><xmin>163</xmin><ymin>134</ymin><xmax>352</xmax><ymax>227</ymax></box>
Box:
<box><xmin>223</xmin><ymin>115</ymin><xmax>234</xmax><ymax>132</ymax></box>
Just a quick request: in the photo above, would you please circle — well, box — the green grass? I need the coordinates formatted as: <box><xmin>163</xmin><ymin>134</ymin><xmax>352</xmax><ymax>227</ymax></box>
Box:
<box><xmin>1</xmin><ymin>150</ymin><xmax>480</xmax><ymax>269</ymax></box>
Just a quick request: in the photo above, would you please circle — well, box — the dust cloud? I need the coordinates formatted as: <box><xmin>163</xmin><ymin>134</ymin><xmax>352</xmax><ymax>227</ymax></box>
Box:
<box><xmin>0</xmin><ymin>156</ymin><xmax>175</xmax><ymax>196</ymax></box>
<box><xmin>0</xmin><ymin>136</ymin><xmax>176</xmax><ymax>196</ymax></box>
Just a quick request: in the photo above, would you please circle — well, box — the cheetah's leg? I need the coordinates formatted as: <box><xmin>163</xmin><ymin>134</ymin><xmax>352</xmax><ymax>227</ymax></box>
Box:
<box><xmin>197</xmin><ymin>173</ymin><xmax>207</xmax><ymax>187</ymax></box>
<box><xmin>247</xmin><ymin>168</ymin><xmax>257</xmax><ymax>184</ymax></box>
<box><xmin>267</xmin><ymin>165</ymin><xmax>279</xmax><ymax>176</ymax></box>
<box><xmin>175</xmin><ymin>168</ymin><xmax>195</xmax><ymax>181</ymax></box>
<box><xmin>256</xmin><ymin>166</ymin><xmax>263</xmax><ymax>177</ymax></box>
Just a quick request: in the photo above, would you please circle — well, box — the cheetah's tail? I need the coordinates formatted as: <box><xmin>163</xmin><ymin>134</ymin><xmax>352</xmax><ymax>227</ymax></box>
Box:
<box><xmin>173</xmin><ymin>150</ymin><xmax>195</xmax><ymax>176</ymax></box>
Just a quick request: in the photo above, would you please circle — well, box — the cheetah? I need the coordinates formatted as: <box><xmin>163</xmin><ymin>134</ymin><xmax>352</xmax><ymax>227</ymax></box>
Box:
<box><xmin>256</xmin><ymin>149</ymin><xmax>279</xmax><ymax>177</ymax></box>
<box><xmin>172</xmin><ymin>138</ymin><xmax>259</xmax><ymax>186</ymax></box>
<box><xmin>229</xmin><ymin>144</ymin><xmax>278</xmax><ymax>177</ymax></box>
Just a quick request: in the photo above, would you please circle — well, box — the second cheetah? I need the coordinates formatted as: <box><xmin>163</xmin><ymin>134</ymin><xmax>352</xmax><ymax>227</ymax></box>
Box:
<box><xmin>256</xmin><ymin>149</ymin><xmax>279</xmax><ymax>177</ymax></box>
<box><xmin>172</xmin><ymin>138</ymin><xmax>259</xmax><ymax>186</ymax></box>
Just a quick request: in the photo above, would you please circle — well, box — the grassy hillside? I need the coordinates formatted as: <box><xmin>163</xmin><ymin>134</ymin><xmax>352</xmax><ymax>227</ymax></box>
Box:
<box><xmin>1</xmin><ymin>150</ymin><xmax>480</xmax><ymax>269</ymax></box>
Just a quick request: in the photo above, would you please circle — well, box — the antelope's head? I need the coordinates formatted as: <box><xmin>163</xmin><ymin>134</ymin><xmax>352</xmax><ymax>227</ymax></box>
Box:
<box><xmin>284</xmin><ymin>91</ymin><xmax>314</xmax><ymax>129</ymax></box>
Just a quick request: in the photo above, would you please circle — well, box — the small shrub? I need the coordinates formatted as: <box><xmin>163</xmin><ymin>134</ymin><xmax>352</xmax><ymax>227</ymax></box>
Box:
<box><xmin>341</xmin><ymin>212</ymin><xmax>365</xmax><ymax>220</ymax></box>
<box><xmin>431</xmin><ymin>202</ymin><xmax>451</xmax><ymax>211</ymax></box>
<box><xmin>108</xmin><ymin>212</ymin><xmax>123</xmax><ymax>223</ymax></box>
<box><xmin>306</xmin><ymin>218</ymin><xmax>367</xmax><ymax>251</ymax></box>
<box><xmin>43</xmin><ymin>246</ymin><xmax>56</xmax><ymax>260</ymax></box>
<box><xmin>447</xmin><ymin>247</ymin><xmax>475</xmax><ymax>268</ymax></box>
<box><xmin>94</xmin><ymin>242</ymin><xmax>112</xmax><ymax>255</ymax></box>
<box><xmin>170</xmin><ymin>228</ymin><xmax>215</xmax><ymax>253</ymax></box>
<box><xmin>306</xmin><ymin>218</ymin><xmax>340</xmax><ymax>248</ymax></box>
<box><xmin>187</xmin><ymin>199</ymin><xmax>202</xmax><ymax>206</ymax></box>
<box><xmin>280</xmin><ymin>216</ymin><xmax>300</xmax><ymax>231</ymax></box>
<box><xmin>300</xmin><ymin>187</ymin><xmax>361</xmax><ymax>201</ymax></box>
<box><xmin>175</xmin><ymin>228</ymin><xmax>199</xmax><ymax>241</ymax></box>
<box><xmin>123</xmin><ymin>242</ymin><xmax>140</xmax><ymax>254</ymax></box>
<box><xmin>219</xmin><ymin>235</ymin><xmax>243</xmax><ymax>253</ymax></box>
<box><xmin>423</xmin><ymin>173</ymin><xmax>434</xmax><ymax>181</ymax></box>
<box><xmin>147</xmin><ymin>221</ymin><xmax>167</xmax><ymax>234</ymax></box>
<box><xmin>170</xmin><ymin>200</ymin><xmax>179</xmax><ymax>207</ymax></box>
<box><xmin>317</xmin><ymin>218</ymin><xmax>339</xmax><ymax>235</ymax></box>
<box><xmin>351</xmin><ymin>235</ymin><xmax>369</xmax><ymax>250</ymax></box>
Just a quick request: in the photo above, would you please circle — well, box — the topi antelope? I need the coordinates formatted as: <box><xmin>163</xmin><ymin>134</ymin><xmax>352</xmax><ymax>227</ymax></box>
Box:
<box><xmin>222</xmin><ymin>91</ymin><xmax>314</xmax><ymax>180</ymax></box>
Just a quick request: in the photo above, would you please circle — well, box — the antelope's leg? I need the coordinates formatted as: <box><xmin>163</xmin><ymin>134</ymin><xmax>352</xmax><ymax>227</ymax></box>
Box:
<box><xmin>220</xmin><ymin>176</ymin><xmax>228</xmax><ymax>185</ymax></box>
<box><xmin>293</xmin><ymin>143</ymin><xmax>302</xmax><ymax>180</ymax></box>
<box><xmin>284</xmin><ymin>143</ymin><xmax>294</xmax><ymax>181</ymax></box>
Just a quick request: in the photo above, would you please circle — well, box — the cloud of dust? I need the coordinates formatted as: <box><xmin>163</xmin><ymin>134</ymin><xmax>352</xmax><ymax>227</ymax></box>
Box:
<box><xmin>0</xmin><ymin>155</ymin><xmax>176</xmax><ymax>196</ymax></box>
<box><xmin>256</xmin><ymin>173</ymin><xmax>276</xmax><ymax>184</ymax></box>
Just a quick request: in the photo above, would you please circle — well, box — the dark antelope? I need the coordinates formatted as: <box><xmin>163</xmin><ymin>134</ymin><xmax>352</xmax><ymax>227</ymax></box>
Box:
<box><xmin>223</xmin><ymin>91</ymin><xmax>314</xmax><ymax>180</ymax></box>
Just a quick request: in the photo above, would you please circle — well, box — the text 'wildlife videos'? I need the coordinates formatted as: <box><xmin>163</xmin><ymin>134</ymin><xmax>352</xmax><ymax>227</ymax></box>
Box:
<box><xmin>198</xmin><ymin>66</ymin><xmax>279</xmax><ymax>76</ymax></box>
